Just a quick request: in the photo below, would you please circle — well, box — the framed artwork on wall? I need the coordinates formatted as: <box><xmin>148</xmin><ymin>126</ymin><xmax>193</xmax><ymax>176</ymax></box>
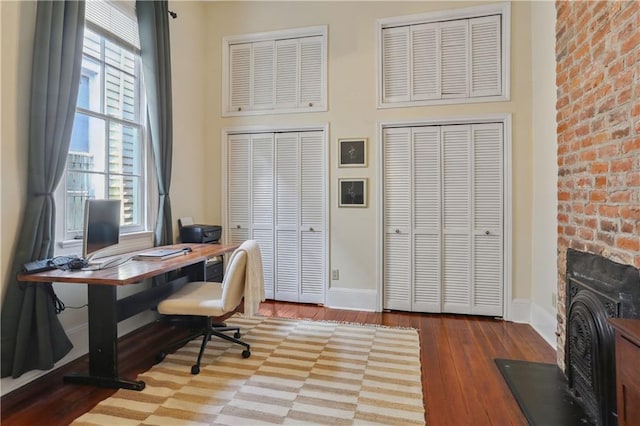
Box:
<box><xmin>338</xmin><ymin>178</ymin><xmax>367</xmax><ymax>207</ymax></box>
<box><xmin>338</xmin><ymin>138</ymin><xmax>367</xmax><ymax>167</ymax></box>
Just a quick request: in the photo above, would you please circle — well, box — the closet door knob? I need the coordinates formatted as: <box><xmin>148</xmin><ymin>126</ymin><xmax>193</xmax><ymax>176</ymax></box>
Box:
<box><xmin>237</xmin><ymin>225</ymin><xmax>241</xmax><ymax>229</ymax></box>
<box><xmin>395</xmin><ymin>229</ymin><xmax>400</xmax><ymax>234</ymax></box>
<box><xmin>309</xmin><ymin>227</ymin><xmax>315</xmax><ymax>232</ymax></box>
<box><xmin>485</xmin><ymin>230</ymin><xmax>490</xmax><ymax>235</ymax></box>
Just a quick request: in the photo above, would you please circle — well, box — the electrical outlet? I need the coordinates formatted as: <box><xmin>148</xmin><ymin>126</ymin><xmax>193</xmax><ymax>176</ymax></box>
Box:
<box><xmin>551</xmin><ymin>292</ymin><xmax>557</xmax><ymax>308</ymax></box>
<box><xmin>331</xmin><ymin>269</ymin><xmax>339</xmax><ymax>280</ymax></box>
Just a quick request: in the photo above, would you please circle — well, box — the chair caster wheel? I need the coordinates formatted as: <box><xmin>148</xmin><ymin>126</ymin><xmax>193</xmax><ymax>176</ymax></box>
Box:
<box><xmin>234</xmin><ymin>331</ymin><xmax>241</xmax><ymax>338</ymax></box>
<box><xmin>242</xmin><ymin>350</ymin><xmax>251</xmax><ymax>358</ymax></box>
<box><xmin>156</xmin><ymin>352</ymin><xmax>166</xmax><ymax>363</ymax></box>
<box><xmin>191</xmin><ymin>365</ymin><xmax>200</xmax><ymax>375</ymax></box>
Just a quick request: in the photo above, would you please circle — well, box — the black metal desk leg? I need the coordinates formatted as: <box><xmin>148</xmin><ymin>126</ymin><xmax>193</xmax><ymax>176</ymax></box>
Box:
<box><xmin>64</xmin><ymin>284</ymin><xmax>145</xmax><ymax>390</ymax></box>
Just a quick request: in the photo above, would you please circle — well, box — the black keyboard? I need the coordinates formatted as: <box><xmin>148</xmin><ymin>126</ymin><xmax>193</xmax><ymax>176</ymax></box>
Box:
<box><xmin>23</xmin><ymin>259</ymin><xmax>56</xmax><ymax>274</ymax></box>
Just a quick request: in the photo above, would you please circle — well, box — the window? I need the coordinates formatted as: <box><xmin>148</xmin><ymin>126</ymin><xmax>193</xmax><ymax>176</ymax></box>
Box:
<box><xmin>378</xmin><ymin>2</ymin><xmax>510</xmax><ymax>108</ymax></box>
<box><xmin>60</xmin><ymin>1</ymin><xmax>149</xmax><ymax>241</ymax></box>
<box><xmin>223</xmin><ymin>26</ymin><xmax>327</xmax><ymax>116</ymax></box>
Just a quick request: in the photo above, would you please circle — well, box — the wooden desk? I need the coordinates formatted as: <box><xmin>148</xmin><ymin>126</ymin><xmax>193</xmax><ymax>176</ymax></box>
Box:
<box><xmin>18</xmin><ymin>243</ymin><xmax>239</xmax><ymax>391</ymax></box>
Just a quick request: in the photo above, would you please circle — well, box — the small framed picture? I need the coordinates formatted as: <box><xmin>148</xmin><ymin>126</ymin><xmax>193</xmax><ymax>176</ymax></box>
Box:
<box><xmin>338</xmin><ymin>138</ymin><xmax>367</xmax><ymax>167</ymax></box>
<box><xmin>338</xmin><ymin>178</ymin><xmax>367</xmax><ymax>207</ymax></box>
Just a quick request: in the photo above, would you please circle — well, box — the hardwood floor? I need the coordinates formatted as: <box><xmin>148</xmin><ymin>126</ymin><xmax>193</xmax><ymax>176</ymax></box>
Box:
<box><xmin>1</xmin><ymin>301</ymin><xmax>556</xmax><ymax>425</ymax></box>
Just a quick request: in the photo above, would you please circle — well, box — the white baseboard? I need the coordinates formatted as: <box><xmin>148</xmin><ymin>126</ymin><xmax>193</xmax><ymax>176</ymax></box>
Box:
<box><xmin>530</xmin><ymin>302</ymin><xmax>558</xmax><ymax>350</ymax></box>
<box><xmin>326</xmin><ymin>287</ymin><xmax>377</xmax><ymax>311</ymax></box>
<box><xmin>509</xmin><ymin>298</ymin><xmax>531</xmax><ymax>323</ymax></box>
<box><xmin>0</xmin><ymin>311</ymin><xmax>156</xmax><ymax>397</ymax></box>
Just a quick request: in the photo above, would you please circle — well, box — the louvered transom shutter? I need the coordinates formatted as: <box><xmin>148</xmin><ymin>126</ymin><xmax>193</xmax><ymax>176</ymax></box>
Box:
<box><xmin>229</xmin><ymin>44</ymin><xmax>251</xmax><ymax>112</ymax></box>
<box><xmin>382</xmin><ymin>27</ymin><xmax>410</xmax><ymax>103</ymax></box>
<box><xmin>299</xmin><ymin>37</ymin><xmax>323</xmax><ymax>108</ymax></box>
<box><xmin>472</xmin><ymin>124</ymin><xmax>503</xmax><ymax>315</ymax></box>
<box><xmin>440</xmin><ymin>21</ymin><xmax>468</xmax><ymax>98</ymax></box>
<box><xmin>275</xmin><ymin>40</ymin><xmax>299</xmax><ymax>108</ymax></box>
<box><xmin>411</xmin><ymin>23</ymin><xmax>439</xmax><ymax>100</ymax></box>
<box><xmin>379</xmin><ymin>4</ymin><xmax>507</xmax><ymax>107</ymax></box>
<box><xmin>227</xmin><ymin>135</ymin><xmax>250</xmax><ymax>243</ymax></box>
<box><xmin>470</xmin><ymin>15</ymin><xmax>501</xmax><ymax>97</ymax></box>
<box><xmin>252</xmin><ymin>41</ymin><xmax>275</xmax><ymax>109</ymax></box>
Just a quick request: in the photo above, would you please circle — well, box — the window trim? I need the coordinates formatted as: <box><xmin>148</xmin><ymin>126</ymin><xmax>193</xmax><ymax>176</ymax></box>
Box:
<box><xmin>222</xmin><ymin>25</ymin><xmax>328</xmax><ymax>117</ymax></box>
<box><xmin>376</xmin><ymin>2</ymin><xmax>511</xmax><ymax>109</ymax></box>
<box><xmin>54</xmin><ymin>20</ymin><xmax>155</xmax><ymax>257</ymax></box>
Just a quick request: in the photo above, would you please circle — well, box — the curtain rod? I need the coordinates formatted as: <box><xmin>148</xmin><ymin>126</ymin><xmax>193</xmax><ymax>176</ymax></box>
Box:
<box><xmin>168</xmin><ymin>10</ymin><xmax>177</xmax><ymax>19</ymax></box>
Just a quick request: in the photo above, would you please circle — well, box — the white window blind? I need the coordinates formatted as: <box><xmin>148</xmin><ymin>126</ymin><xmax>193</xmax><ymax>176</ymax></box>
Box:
<box><xmin>85</xmin><ymin>0</ymin><xmax>139</xmax><ymax>49</ymax></box>
<box><xmin>379</xmin><ymin>3</ymin><xmax>509</xmax><ymax>107</ymax></box>
<box><xmin>224</xmin><ymin>26</ymin><xmax>327</xmax><ymax>116</ymax></box>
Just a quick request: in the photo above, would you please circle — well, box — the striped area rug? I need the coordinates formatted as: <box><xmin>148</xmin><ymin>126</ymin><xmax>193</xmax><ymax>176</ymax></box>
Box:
<box><xmin>73</xmin><ymin>316</ymin><xmax>425</xmax><ymax>425</ymax></box>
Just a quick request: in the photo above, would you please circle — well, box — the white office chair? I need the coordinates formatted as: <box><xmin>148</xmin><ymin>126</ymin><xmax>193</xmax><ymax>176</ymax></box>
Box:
<box><xmin>157</xmin><ymin>248</ymin><xmax>251</xmax><ymax>375</ymax></box>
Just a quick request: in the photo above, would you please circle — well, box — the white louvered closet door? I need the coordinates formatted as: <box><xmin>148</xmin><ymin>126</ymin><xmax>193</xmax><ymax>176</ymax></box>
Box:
<box><xmin>299</xmin><ymin>132</ymin><xmax>325</xmax><ymax>303</ymax></box>
<box><xmin>251</xmin><ymin>134</ymin><xmax>275</xmax><ymax>299</ymax></box>
<box><xmin>382</xmin><ymin>123</ymin><xmax>503</xmax><ymax>316</ymax></box>
<box><xmin>441</xmin><ymin>125</ymin><xmax>472</xmax><ymax>314</ymax></box>
<box><xmin>275</xmin><ymin>133</ymin><xmax>300</xmax><ymax>302</ymax></box>
<box><xmin>227</xmin><ymin>130</ymin><xmax>326</xmax><ymax>304</ymax></box>
<box><xmin>383</xmin><ymin>128</ymin><xmax>411</xmax><ymax>311</ymax></box>
<box><xmin>227</xmin><ymin>134</ymin><xmax>250</xmax><ymax>244</ymax></box>
<box><xmin>471</xmin><ymin>124</ymin><xmax>503</xmax><ymax>315</ymax></box>
<box><xmin>412</xmin><ymin>127</ymin><xmax>442</xmax><ymax>312</ymax></box>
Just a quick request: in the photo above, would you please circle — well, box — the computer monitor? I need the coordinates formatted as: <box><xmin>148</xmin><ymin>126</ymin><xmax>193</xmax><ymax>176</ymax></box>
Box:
<box><xmin>82</xmin><ymin>199</ymin><xmax>121</xmax><ymax>261</ymax></box>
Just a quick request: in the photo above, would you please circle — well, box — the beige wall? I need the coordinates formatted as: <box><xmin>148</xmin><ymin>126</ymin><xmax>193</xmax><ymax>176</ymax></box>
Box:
<box><xmin>168</xmin><ymin>1</ymin><xmax>209</xmax><ymax>232</ymax></box>
<box><xmin>199</xmin><ymin>1</ymin><xmax>535</xmax><ymax>303</ymax></box>
<box><xmin>1</xmin><ymin>1</ymin><xmax>35</xmax><ymax>307</ymax></box>
<box><xmin>530</xmin><ymin>1</ymin><xmax>558</xmax><ymax>346</ymax></box>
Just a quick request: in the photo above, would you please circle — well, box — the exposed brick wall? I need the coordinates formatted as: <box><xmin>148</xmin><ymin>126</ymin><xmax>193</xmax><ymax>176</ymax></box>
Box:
<box><xmin>556</xmin><ymin>1</ymin><xmax>639</xmax><ymax>368</ymax></box>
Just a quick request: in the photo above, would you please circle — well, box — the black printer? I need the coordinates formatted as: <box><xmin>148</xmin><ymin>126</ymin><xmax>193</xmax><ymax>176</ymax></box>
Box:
<box><xmin>179</xmin><ymin>224</ymin><xmax>222</xmax><ymax>244</ymax></box>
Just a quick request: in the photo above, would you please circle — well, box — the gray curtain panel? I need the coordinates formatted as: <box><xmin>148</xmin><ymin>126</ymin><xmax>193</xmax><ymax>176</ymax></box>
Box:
<box><xmin>136</xmin><ymin>1</ymin><xmax>174</xmax><ymax>247</ymax></box>
<box><xmin>1</xmin><ymin>1</ymin><xmax>85</xmax><ymax>378</ymax></box>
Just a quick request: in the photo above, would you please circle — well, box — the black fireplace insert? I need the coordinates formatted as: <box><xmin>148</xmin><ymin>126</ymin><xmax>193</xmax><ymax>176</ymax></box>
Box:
<box><xmin>565</xmin><ymin>248</ymin><xmax>640</xmax><ymax>425</ymax></box>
